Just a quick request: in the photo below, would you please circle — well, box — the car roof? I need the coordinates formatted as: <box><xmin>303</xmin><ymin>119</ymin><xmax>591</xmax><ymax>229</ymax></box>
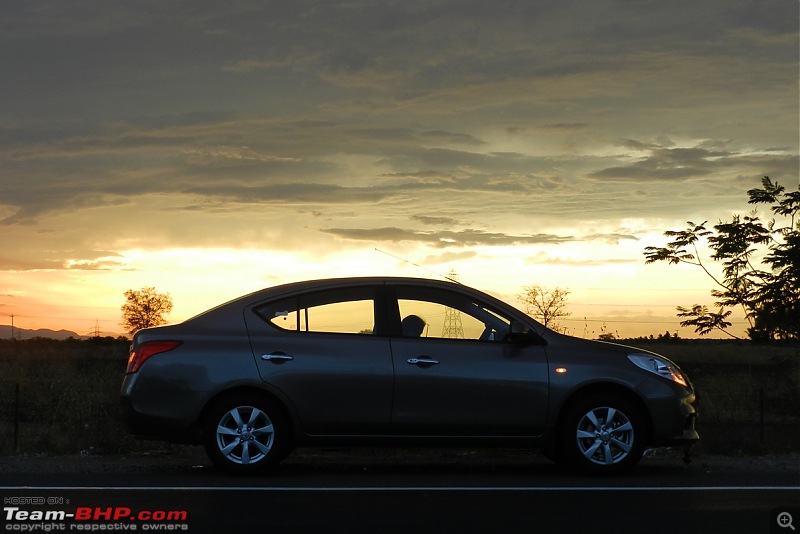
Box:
<box><xmin>224</xmin><ymin>276</ymin><xmax>463</xmax><ymax>307</ymax></box>
<box><xmin>185</xmin><ymin>276</ymin><xmax>502</xmax><ymax>325</ymax></box>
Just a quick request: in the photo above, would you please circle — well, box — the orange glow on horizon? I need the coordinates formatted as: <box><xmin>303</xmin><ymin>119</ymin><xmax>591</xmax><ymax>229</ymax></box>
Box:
<box><xmin>1</xmin><ymin>246</ymin><xmax>750</xmax><ymax>340</ymax></box>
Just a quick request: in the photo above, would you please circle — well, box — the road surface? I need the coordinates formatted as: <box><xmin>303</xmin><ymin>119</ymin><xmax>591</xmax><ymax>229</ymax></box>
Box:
<box><xmin>1</xmin><ymin>448</ymin><xmax>797</xmax><ymax>533</ymax></box>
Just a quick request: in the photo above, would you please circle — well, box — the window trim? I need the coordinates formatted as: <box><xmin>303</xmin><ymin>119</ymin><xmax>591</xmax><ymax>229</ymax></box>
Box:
<box><xmin>252</xmin><ymin>283</ymin><xmax>390</xmax><ymax>337</ymax></box>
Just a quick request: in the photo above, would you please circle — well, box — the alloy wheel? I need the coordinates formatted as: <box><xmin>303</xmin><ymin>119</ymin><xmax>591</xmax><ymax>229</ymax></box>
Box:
<box><xmin>215</xmin><ymin>405</ymin><xmax>275</xmax><ymax>465</ymax></box>
<box><xmin>575</xmin><ymin>406</ymin><xmax>635</xmax><ymax>466</ymax></box>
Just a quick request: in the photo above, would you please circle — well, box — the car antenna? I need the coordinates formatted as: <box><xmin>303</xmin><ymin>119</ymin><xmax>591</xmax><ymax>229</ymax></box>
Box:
<box><xmin>374</xmin><ymin>248</ymin><xmax>462</xmax><ymax>284</ymax></box>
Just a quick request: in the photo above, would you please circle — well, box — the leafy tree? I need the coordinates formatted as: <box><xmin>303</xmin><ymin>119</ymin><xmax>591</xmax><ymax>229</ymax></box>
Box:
<box><xmin>519</xmin><ymin>285</ymin><xmax>571</xmax><ymax>332</ymax></box>
<box><xmin>121</xmin><ymin>287</ymin><xmax>173</xmax><ymax>335</ymax></box>
<box><xmin>644</xmin><ymin>177</ymin><xmax>799</xmax><ymax>341</ymax></box>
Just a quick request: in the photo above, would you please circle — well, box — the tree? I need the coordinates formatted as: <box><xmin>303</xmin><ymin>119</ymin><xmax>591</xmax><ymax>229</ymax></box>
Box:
<box><xmin>519</xmin><ymin>285</ymin><xmax>571</xmax><ymax>332</ymax></box>
<box><xmin>121</xmin><ymin>287</ymin><xmax>174</xmax><ymax>335</ymax></box>
<box><xmin>644</xmin><ymin>177</ymin><xmax>799</xmax><ymax>341</ymax></box>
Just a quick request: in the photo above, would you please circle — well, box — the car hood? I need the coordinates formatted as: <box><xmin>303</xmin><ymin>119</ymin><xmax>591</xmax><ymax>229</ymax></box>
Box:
<box><xmin>540</xmin><ymin>329</ymin><xmax>680</xmax><ymax>363</ymax></box>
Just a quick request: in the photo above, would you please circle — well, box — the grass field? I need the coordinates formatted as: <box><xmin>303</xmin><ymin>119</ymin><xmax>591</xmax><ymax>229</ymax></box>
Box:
<box><xmin>0</xmin><ymin>337</ymin><xmax>797</xmax><ymax>457</ymax></box>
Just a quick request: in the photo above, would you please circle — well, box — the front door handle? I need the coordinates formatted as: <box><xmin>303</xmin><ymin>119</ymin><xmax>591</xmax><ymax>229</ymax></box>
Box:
<box><xmin>407</xmin><ymin>357</ymin><xmax>439</xmax><ymax>366</ymax></box>
<box><xmin>261</xmin><ymin>351</ymin><xmax>294</xmax><ymax>363</ymax></box>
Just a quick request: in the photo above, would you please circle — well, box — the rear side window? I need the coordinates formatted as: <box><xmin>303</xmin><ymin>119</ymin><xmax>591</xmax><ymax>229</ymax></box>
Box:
<box><xmin>255</xmin><ymin>286</ymin><xmax>377</xmax><ymax>335</ymax></box>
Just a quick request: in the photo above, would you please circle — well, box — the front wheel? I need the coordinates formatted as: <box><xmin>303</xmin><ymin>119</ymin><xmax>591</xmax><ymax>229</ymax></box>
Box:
<box><xmin>560</xmin><ymin>395</ymin><xmax>647</xmax><ymax>475</ymax></box>
<box><xmin>203</xmin><ymin>395</ymin><xmax>291</xmax><ymax>475</ymax></box>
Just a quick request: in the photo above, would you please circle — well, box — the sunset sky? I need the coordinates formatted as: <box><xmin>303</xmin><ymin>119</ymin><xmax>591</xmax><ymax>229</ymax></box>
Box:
<box><xmin>1</xmin><ymin>0</ymin><xmax>798</xmax><ymax>339</ymax></box>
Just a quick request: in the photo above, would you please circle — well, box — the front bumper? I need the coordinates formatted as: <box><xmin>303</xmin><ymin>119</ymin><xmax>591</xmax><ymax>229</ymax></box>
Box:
<box><xmin>644</xmin><ymin>376</ymin><xmax>700</xmax><ymax>446</ymax></box>
<box><xmin>665</xmin><ymin>413</ymin><xmax>700</xmax><ymax>445</ymax></box>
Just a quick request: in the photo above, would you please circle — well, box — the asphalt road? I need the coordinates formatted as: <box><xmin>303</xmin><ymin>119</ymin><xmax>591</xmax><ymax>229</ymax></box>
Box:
<box><xmin>1</xmin><ymin>449</ymin><xmax>798</xmax><ymax>534</ymax></box>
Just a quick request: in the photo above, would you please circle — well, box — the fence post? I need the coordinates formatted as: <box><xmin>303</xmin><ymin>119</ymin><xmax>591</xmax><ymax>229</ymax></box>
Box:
<box><xmin>759</xmin><ymin>387</ymin><xmax>765</xmax><ymax>444</ymax></box>
<box><xmin>14</xmin><ymin>382</ymin><xmax>19</xmax><ymax>453</ymax></box>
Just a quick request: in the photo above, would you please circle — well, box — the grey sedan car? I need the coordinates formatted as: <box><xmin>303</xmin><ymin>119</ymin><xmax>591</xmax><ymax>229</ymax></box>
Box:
<box><xmin>120</xmin><ymin>277</ymin><xmax>698</xmax><ymax>475</ymax></box>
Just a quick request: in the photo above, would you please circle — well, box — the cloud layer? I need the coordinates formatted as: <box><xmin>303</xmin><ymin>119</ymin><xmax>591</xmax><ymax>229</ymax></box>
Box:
<box><xmin>0</xmin><ymin>0</ymin><xmax>796</xmax><ymax>336</ymax></box>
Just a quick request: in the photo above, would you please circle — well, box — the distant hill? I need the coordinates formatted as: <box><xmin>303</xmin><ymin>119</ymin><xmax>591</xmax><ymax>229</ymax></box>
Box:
<box><xmin>0</xmin><ymin>325</ymin><xmax>83</xmax><ymax>340</ymax></box>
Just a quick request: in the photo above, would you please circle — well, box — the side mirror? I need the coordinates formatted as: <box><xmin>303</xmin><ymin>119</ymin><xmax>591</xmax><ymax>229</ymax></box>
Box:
<box><xmin>510</xmin><ymin>320</ymin><xmax>529</xmax><ymax>334</ymax></box>
<box><xmin>507</xmin><ymin>320</ymin><xmax>539</xmax><ymax>345</ymax></box>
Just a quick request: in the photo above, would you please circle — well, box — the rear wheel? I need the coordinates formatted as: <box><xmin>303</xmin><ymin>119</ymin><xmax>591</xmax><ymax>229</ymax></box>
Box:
<box><xmin>203</xmin><ymin>394</ymin><xmax>291</xmax><ymax>474</ymax></box>
<box><xmin>560</xmin><ymin>394</ymin><xmax>646</xmax><ymax>475</ymax></box>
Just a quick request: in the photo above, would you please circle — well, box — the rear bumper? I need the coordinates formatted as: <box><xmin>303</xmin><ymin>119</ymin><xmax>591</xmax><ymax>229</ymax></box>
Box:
<box><xmin>119</xmin><ymin>397</ymin><xmax>198</xmax><ymax>444</ymax></box>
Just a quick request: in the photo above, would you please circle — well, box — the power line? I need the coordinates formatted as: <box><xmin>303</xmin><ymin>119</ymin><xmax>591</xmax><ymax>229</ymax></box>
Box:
<box><xmin>3</xmin><ymin>313</ymin><xmax>119</xmax><ymax>323</ymax></box>
<box><xmin>568</xmin><ymin>302</ymin><xmax>688</xmax><ymax>308</ymax></box>
<box><xmin>562</xmin><ymin>317</ymin><xmax>750</xmax><ymax>325</ymax></box>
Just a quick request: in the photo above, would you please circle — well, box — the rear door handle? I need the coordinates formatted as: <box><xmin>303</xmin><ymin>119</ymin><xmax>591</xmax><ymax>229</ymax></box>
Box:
<box><xmin>261</xmin><ymin>351</ymin><xmax>294</xmax><ymax>362</ymax></box>
<box><xmin>407</xmin><ymin>357</ymin><xmax>439</xmax><ymax>366</ymax></box>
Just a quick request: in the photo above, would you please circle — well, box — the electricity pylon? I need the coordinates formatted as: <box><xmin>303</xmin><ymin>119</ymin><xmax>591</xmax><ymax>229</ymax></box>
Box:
<box><xmin>441</xmin><ymin>269</ymin><xmax>464</xmax><ymax>338</ymax></box>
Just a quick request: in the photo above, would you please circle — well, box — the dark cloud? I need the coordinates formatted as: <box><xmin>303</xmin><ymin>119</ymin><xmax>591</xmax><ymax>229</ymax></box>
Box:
<box><xmin>420</xmin><ymin>130</ymin><xmax>486</xmax><ymax>146</ymax></box>
<box><xmin>411</xmin><ymin>215</ymin><xmax>465</xmax><ymax>227</ymax></box>
<box><xmin>0</xmin><ymin>193</ymin><xmax>130</xmax><ymax>226</ymax></box>
<box><xmin>0</xmin><ymin>246</ymin><xmax>126</xmax><ymax>272</ymax></box>
<box><xmin>593</xmin><ymin>144</ymin><xmax>732</xmax><ymax>181</ymax></box>
<box><xmin>0</xmin><ymin>0</ymin><xmax>795</xmax><ymax>270</ymax></box>
<box><xmin>186</xmin><ymin>182</ymin><xmax>390</xmax><ymax>205</ymax></box>
<box><xmin>585</xmin><ymin>233</ymin><xmax>640</xmax><ymax>245</ymax></box>
<box><xmin>65</xmin><ymin>259</ymin><xmax>128</xmax><ymax>271</ymax></box>
<box><xmin>0</xmin><ymin>257</ymin><xmax>63</xmax><ymax>271</ymax></box>
<box><xmin>588</xmin><ymin>141</ymin><xmax>798</xmax><ymax>183</ymax></box>
<box><xmin>537</xmin><ymin>123</ymin><xmax>591</xmax><ymax>132</ymax></box>
<box><xmin>318</xmin><ymin>226</ymin><xmax>574</xmax><ymax>248</ymax></box>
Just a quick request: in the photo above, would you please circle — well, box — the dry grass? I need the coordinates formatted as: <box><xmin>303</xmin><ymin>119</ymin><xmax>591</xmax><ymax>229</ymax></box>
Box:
<box><xmin>1</xmin><ymin>337</ymin><xmax>798</xmax><ymax>457</ymax></box>
<box><xmin>621</xmin><ymin>339</ymin><xmax>800</xmax><ymax>454</ymax></box>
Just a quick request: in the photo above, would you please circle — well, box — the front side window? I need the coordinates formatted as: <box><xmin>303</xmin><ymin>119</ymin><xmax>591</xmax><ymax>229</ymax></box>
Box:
<box><xmin>395</xmin><ymin>286</ymin><xmax>511</xmax><ymax>342</ymax></box>
<box><xmin>256</xmin><ymin>287</ymin><xmax>377</xmax><ymax>335</ymax></box>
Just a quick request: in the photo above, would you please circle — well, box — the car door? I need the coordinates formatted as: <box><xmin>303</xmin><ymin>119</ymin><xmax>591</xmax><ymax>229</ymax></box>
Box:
<box><xmin>388</xmin><ymin>284</ymin><xmax>549</xmax><ymax>436</ymax></box>
<box><xmin>245</xmin><ymin>284</ymin><xmax>394</xmax><ymax>436</ymax></box>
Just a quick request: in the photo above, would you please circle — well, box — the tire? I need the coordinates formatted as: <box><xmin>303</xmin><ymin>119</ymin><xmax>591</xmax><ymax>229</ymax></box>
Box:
<box><xmin>559</xmin><ymin>394</ymin><xmax>646</xmax><ymax>475</ymax></box>
<box><xmin>203</xmin><ymin>394</ymin><xmax>291</xmax><ymax>475</ymax></box>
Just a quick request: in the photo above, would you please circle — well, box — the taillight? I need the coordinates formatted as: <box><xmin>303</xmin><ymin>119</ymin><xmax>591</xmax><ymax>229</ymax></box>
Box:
<box><xmin>126</xmin><ymin>340</ymin><xmax>182</xmax><ymax>374</ymax></box>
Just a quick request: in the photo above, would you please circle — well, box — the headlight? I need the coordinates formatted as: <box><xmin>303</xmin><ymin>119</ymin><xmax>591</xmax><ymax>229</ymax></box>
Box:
<box><xmin>628</xmin><ymin>353</ymin><xmax>688</xmax><ymax>387</ymax></box>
